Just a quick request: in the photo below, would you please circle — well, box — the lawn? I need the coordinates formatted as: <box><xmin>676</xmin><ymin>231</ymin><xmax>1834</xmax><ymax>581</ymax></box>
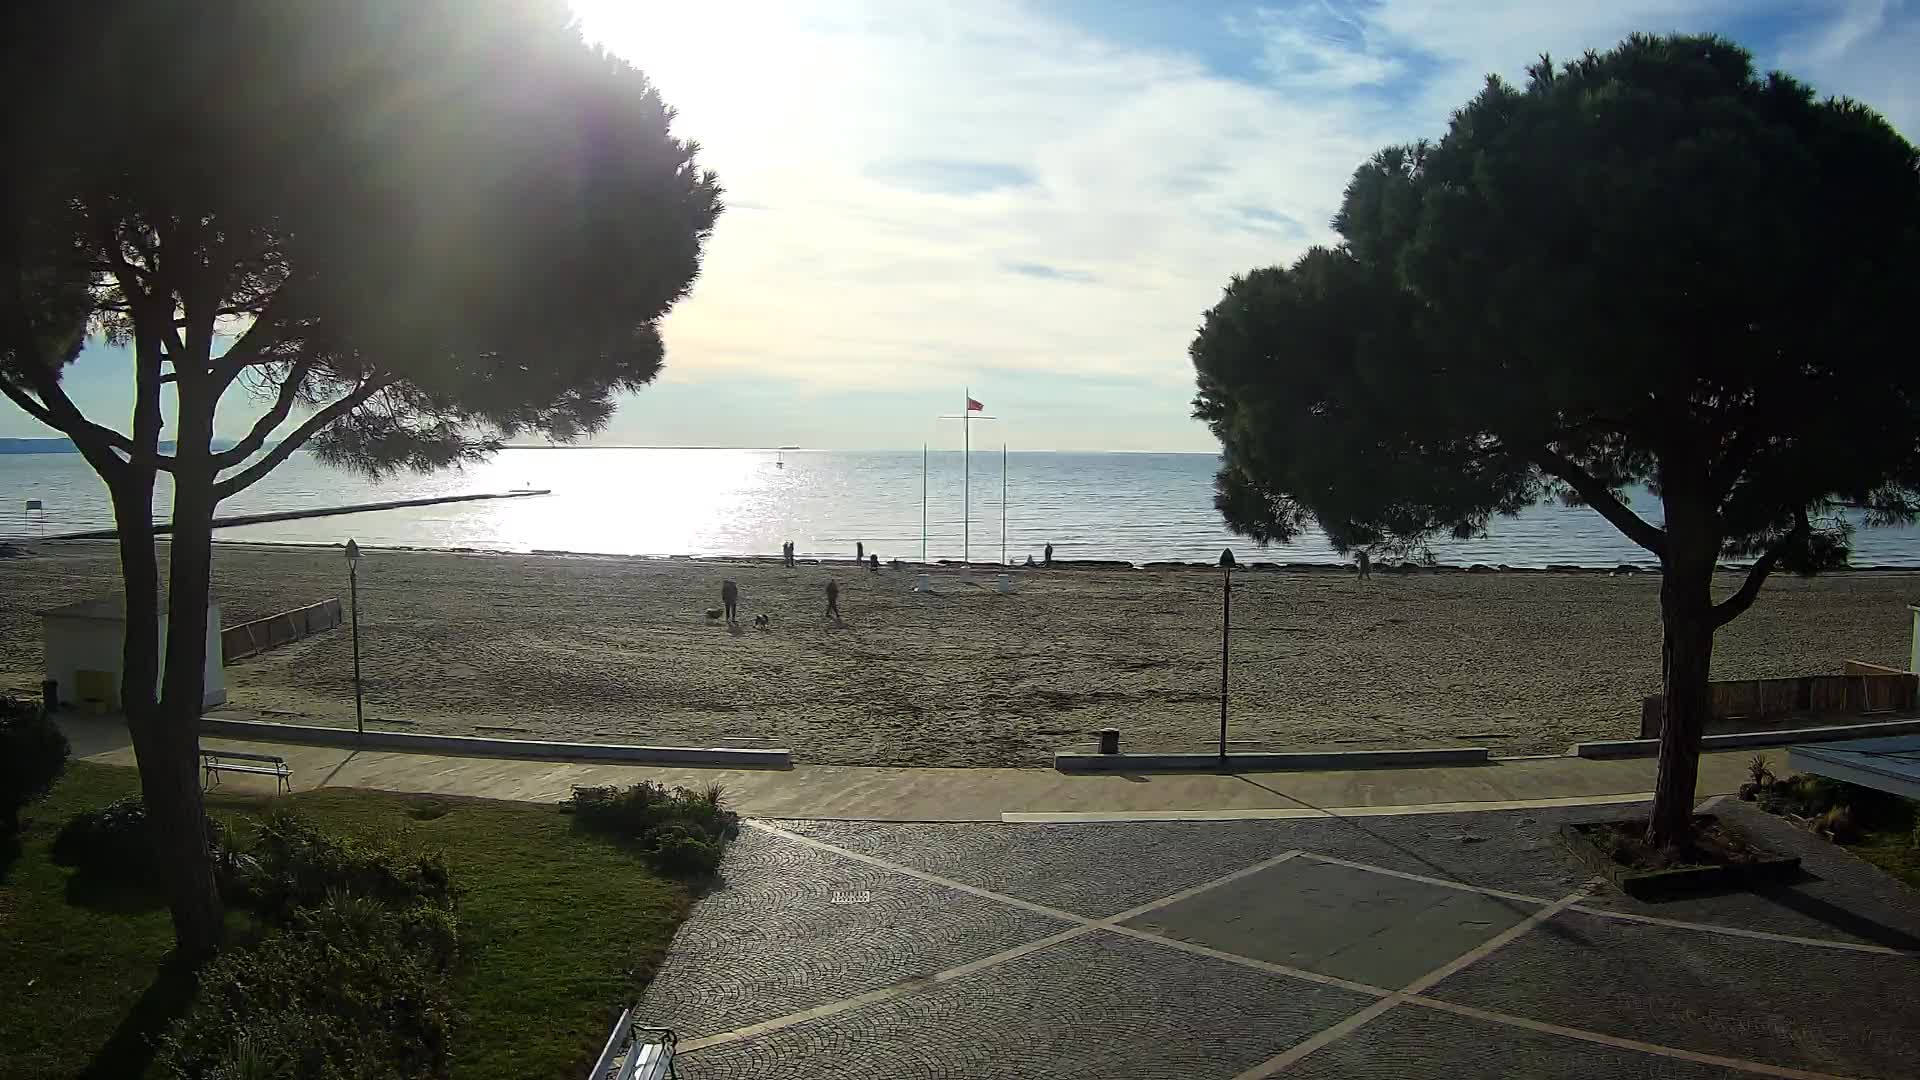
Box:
<box><xmin>0</xmin><ymin>762</ymin><xmax>695</xmax><ymax>1080</ymax></box>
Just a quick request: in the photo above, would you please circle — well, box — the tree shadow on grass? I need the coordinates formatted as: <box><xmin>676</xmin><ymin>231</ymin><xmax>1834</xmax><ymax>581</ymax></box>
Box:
<box><xmin>77</xmin><ymin>955</ymin><xmax>200</xmax><ymax>1080</ymax></box>
<box><xmin>64</xmin><ymin>866</ymin><xmax>169</xmax><ymax>914</ymax></box>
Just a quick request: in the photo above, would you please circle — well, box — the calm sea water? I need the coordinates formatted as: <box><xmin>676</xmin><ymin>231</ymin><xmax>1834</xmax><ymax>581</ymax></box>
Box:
<box><xmin>3</xmin><ymin>447</ymin><xmax>1918</xmax><ymax>567</ymax></box>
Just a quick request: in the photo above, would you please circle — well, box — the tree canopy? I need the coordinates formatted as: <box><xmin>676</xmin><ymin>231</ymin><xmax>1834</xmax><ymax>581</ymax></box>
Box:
<box><xmin>1195</xmin><ymin>34</ymin><xmax>1920</xmax><ymax>582</ymax></box>
<box><xmin>0</xmin><ymin>0</ymin><xmax>722</xmax><ymax>954</ymax></box>
<box><xmin>1191</xmin><ymin>33</ymin><xmax>1920</xmax><ymax>846</ymax></box>
<box><xmin>2</xmin><ymin>0</ymin><xmax>722</xmax><ymax>484</ymax></box>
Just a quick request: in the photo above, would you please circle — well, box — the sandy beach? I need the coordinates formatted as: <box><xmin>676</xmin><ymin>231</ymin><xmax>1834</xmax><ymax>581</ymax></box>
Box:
<box><xmin>1</xmin><ymin>540</ymin><xmax>1914</xmax><ymax>767</ymax></box>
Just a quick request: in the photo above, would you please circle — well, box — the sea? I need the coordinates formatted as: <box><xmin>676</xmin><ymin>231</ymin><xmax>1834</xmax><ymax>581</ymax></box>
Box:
<box><xmin>4</xmin><ymin>447</ymin><xmax>1919</xmax><ymax>567</ymax></box>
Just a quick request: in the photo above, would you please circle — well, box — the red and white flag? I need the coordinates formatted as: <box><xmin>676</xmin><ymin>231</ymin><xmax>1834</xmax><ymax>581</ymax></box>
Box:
<box><xmin>966</xmin><ymin>396</ymin><xmax>983</xmax><ymax>412</ymax></box>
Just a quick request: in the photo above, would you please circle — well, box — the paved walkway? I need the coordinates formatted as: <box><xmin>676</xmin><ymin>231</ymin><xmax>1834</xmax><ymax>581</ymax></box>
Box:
<box><xmin>647</xmin><ymin>801</ymin><xmax>1920</xmax><ymax>1078</ymax></box>
<box><xmin>65</xmin><ymin>714</ymin><xmax>1758</xmax><ymax>821</ymax></box>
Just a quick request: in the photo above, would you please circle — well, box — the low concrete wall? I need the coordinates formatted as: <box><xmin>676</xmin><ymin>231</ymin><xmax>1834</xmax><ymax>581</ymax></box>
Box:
<box><xmin>195</xmin><ymin>716</ymin><xmax>792</xmax><ymax>768</ymax></box>
<box><xmin>1575</xmin><ymin>717</ymin><xmax>1920</xmax><ymax>759</ymax></box>
<box><xmin>1054</xmin><ymin>747</ymin><xmax>1490</xmax><ymax>773</ymax></box>
<box><xmin>222</xmin><ymin>598</ymin><xmax>343</xmax><ymax>663</ymax></box>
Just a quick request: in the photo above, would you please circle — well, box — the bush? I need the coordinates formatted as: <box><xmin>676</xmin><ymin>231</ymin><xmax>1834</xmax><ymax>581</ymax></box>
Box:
<box><xmin>1</xmin><ymin>695</ymin><xmax>69</xmax><ymax>833</ymax></box>
<box><xmin>560</xmin><ymin>781</ymin><xmax>739</xmax><ymax>874</ymax></box>
<box><xmin>159</xmin><ymin>892</ymin><xmax>459</xmax><ymax>1080</ymax></box>
<box><xmin>243</xmin><ymin>809</ymin><xmax>454</xmax><ymax>923</ymax></box>
<box><xmin>161</xmin><ymin>819</ymin><xmax>462</xmax><ymax>1080</ymax></box>
<box><xmin>51</xmin><ymin>796</ymin><xmax>230</xmax><ymax>882</ymax></box>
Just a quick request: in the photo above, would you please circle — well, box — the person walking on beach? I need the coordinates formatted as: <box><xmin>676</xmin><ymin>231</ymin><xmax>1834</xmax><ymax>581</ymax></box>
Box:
<box><xmin>825</xmin><ymin>579</ymin><xmax>841</xmax><ymax>620</ymax></box>
<box><xmin>1355</xmin><ymin>551</ymin><xmax>1371</xmax><ymax>580</ymax></box>
<box><xmin>721</xmin><ymin>579</ymin><xmax>739</xmax><ymax>623</ymax></box>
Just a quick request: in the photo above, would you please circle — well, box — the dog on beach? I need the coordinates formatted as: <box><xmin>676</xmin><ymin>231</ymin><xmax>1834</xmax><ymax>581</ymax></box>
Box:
<box><xmin>705</xmin><ymin>607</ymin><xmax>723</xmax><ymax>620</ymax></box>
<box><xmin>754</xmin><ymin>614</ymin><xmax>770</xmax><ymax>629</ymax></box>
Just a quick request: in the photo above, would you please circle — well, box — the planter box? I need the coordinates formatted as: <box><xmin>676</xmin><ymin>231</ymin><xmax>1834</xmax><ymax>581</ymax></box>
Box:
<box><xmin>1559</xmin><ymin>814</ymin><xmax>1802</xmax><ymax>900</ymax></box>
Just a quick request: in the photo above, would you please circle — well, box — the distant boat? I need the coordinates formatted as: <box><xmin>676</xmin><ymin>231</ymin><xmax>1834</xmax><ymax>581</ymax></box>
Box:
<box><xmin>775</xmin><ymin>445</ymin><xmax>799</xmax><ymax>469</ymax></box>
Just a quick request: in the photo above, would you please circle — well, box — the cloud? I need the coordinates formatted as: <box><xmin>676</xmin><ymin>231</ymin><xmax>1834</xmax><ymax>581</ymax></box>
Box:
<box><xmin>1002</xmin><ymin>261</ymin><xmax>1096</xmax><ymax>283</ymax></box>
<box><xmin>866</xmin><ymin>159</ymin><xmax>1037</xmax><ymax>195</ymax></box>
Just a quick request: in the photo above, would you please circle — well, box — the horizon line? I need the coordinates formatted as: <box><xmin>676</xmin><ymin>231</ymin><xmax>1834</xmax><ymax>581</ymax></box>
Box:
<box><xmin>498</xmin><ymin>444</ymin><xmax>1222</xmax><ymax>455</ymax></box>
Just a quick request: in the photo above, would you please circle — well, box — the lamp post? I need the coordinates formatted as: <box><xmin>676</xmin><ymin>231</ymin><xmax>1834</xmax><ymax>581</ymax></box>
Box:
<box><xmin>346</xmin><ymin>539</ymin><xmax>364</xmax><ymax>741</ymax></box>
<box><xmin>1219</xmin><ymin>547</ymin><xmax>1235</xmax><ymax>766</ymax></box>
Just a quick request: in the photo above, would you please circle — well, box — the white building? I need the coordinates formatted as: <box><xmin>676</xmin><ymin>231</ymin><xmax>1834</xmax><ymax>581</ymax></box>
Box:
<box><xmin>38</xmin><ymin>595</ymin><xmax>225</xmax><ymax>711</ymax></box>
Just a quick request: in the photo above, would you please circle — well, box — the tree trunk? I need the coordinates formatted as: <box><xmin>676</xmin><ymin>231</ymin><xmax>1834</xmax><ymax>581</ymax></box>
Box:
<box><xmin>1648</xmin><ymin>553</ymin><xmax>1715</xmax><ymax>851</ymax></box>
<box><xmin>152</xmin><ymin>393</ymin><xmax>226</xmax><ymax>958</ymax></box>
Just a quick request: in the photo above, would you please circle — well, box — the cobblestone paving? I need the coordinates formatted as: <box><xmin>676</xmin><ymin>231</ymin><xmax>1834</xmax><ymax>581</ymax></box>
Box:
<box><xmin>642</xmin><ymin>808</ymin><xmax>1920</xmax><ymax>1079</ymax></box>
<box><xmin>1432</xmin><ymin>908</ymin><xmax>1920</xmax><ymax>1078</ymax></box>
<box><xmin>1284</xmin><ymin>1004</ymin><xmax>1754</xmax><ymax>1079</ymax></box>
<box><xmin>677</xmin><ymin>931</ymin><xmax>1377</xmax><ymax>1080</ymax></box>
<box><xmin>639</xmin><ymin>829</ymin><xmax>1068</xmax><ymax>1037</ymax></box>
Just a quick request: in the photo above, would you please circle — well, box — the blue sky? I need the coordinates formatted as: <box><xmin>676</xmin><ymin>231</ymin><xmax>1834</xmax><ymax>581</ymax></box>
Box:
<box><xmin>12</xmin><ymin>0</ymin><xmax>1918</xmax><ymax>452</ymax></box>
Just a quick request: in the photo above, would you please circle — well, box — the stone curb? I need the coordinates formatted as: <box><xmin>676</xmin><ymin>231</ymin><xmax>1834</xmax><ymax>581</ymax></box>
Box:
<box><xmin>196</xmin><ymin>716</ymin><xmax>792</xmax><ymax>768</ymax></box>
<box><xmin>1052</xmin><ymin>747</ymin><xmax>1491</xmax><ymax>773</ymax></box>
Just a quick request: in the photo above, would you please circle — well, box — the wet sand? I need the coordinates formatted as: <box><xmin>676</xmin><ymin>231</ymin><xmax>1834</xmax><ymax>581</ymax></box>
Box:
<box><xmin>1</xmin><ymin>541</ymin><xmax>1913</xmax><ymax>767</ymax></box>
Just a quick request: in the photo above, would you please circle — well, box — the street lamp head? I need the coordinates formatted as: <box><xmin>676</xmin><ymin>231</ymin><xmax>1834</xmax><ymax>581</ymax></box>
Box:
<box><xmin>345</xmin><ymin>538</ymin><xmax>360</xmax><ymax>565</ymax></box>
<box><xmin>1218</xmin><ymin>548</ymin><xmax>1236</xmax><ymax>569</ymax></box>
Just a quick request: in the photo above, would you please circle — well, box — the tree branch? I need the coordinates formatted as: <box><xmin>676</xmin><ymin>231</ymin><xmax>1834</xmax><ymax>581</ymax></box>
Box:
<box><xmin>1711</xmin><ymin>515</ymin><xmax>1808</xmax><ymax>628</ymax></box>
<box><xmin>0</xmin><ymin>374</ymin><xmax>133</xmax><ymax>478</ymax></box>
<box><xmin>1531</xmin><ymin>447</ymin><xmax>1667</xmax><ymax>557</ymax></box>
<box><xmin>211</xmin><ymin>358</ymin><xmax>315</xmax><ymax>469</ymax></box>
<box><xmin>212</xmin><ymin>378</ymin><xmax>388</xmax><ymax>500</ymax></box>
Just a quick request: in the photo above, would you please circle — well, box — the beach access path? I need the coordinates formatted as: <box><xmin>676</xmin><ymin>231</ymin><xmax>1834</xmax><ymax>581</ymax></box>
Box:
<box><xmin>62</xmin><ymin>714</ymin><xmax>1755</xmax><ymax>821</ymax></box>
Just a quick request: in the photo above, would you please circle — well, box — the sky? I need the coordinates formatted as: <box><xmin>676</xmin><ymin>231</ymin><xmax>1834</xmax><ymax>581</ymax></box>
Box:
<box><xmin>11</xmin><ymin>0</ymin><xmax>1919</xmax><ymax>453</ymax></box>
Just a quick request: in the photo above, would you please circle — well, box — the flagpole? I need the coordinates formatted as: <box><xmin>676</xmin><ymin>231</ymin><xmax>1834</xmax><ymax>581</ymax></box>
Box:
<box><xmin>921</xmin><ymin>443</ymin><xmax>928</xmax><ymax>563</ymax></box>
<box><xmin>963</xmin><ymin>388</ymin><xmax>971</xmax><ymax>566</ymax></box>
<box><xmin>1001</xmin><ymin>443</ymin><xmax>1007</xmax><ymax>566</ymax></box>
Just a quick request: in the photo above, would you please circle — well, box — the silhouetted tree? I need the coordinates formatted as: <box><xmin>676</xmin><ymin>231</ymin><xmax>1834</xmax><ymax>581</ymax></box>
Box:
<box><xmin>1191</xmin><ymin>34</ymin><xmax>1920</xmax><ymax>849</ymax></box>
<box><xmin>0</xmin><ymin>0</ymin><xmax>721</xmax><ymax>954</ymax></box>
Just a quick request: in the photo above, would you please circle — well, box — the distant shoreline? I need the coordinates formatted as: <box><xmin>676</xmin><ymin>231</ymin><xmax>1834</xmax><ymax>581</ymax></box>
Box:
<box><xmin>25</xmin><ymin>535</ymin><xmax>1920</xmax><ymax>575</ymax></box>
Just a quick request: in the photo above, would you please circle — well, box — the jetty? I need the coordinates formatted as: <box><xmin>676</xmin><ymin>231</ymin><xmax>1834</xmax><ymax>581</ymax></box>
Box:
<box><xmin>47</xmin><ymin>489</ymin><xmax>551</xmax><ymax>540</ymax></box>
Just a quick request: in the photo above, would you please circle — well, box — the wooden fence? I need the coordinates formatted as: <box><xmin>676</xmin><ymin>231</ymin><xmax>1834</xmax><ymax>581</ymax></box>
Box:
<box><xmin>221</xmin><ymin>598</ymin><xmax>342</xmax><ymax>663</ymax></box>
<box><xmin>1639</xmin><ymin>668</ymin><xmax>1919</xmax><ymax>738</ymax></box>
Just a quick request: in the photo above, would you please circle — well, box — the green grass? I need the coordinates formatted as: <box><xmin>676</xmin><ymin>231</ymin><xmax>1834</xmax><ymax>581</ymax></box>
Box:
<box><xmin>1848</xmin><ymin>828</ymin><xmax>1920</xmax><ymax>891</ymax></box>
<box><xmin>0</xmin><ymin>762</ymin><xmax>694</xmax><ymax>1080</ymax></box>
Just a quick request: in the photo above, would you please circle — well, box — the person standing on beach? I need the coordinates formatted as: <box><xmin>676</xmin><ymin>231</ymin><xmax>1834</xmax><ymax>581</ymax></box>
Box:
<box><xmin>825</xmin><ymin>579</ymin><xmax>840</xmax><ymax>620</ymax></box>
<box><xmin>721</xmin><ymin>579</ymin><xmax>739</xmax><ymax>623</ymax></box>
<box><xmin>1043</xmin><ymin>543</ymin><xmax>1053</xmax><ymax>567</ymax></box>
<box><xmin>869</xmin><ymin>554</ymin><xmax>879</xmax><ymax>572</ymax></box>
<box><xmin>783</xmin><ymin>541</ymin><xmax>794</xmax><ymax>568</ymax></box>
<box><xmin>856</xmin><ymin>541</ymin><xmax>864</xmax><ymax>564</ymax></box>
<box><xmin>1355</xmin><ymin>551</ymin><xmax>1371</xmax><ymax>580</ymax></box>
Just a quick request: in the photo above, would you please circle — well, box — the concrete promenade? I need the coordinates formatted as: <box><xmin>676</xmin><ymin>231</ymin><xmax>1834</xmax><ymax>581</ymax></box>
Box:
<box><xmin>63</xmin><ymin>714</ymin><xmax>1756</xmax><ymax>821</ymax></box>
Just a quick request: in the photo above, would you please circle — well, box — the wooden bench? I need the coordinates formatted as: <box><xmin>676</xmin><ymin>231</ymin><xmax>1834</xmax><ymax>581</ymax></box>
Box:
<box><xmin>589</xmin><ymin>1006</ymin><xmax>676</xmax><ymax>1080</ymax></box>
<box><xmin>201</xmin><ymin>750</ymin><xmax>291</xmax><ymax>794</ymax></box>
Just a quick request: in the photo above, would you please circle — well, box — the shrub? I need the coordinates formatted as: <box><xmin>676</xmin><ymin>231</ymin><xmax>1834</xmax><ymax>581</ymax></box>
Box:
<box><xmin>159</xmin><ymin>891</ymin><xmax>459</xmax><ymax>1080</ymax></box>
<box><xmin>162</xmin><ymin>820</ymin><xmax>462</xmax><ymax>1080</ymax></box>
<box><xmin>51</xmin><ymin>796</ymin><xmax>230</xmax><ymax>882</ymax></box>
<box><xmin>560</xmin><ymin>781</ymin><xmax>740</xmax><ymax>874</ymax></box>
<box><xmin>0</xmin><ymin>695</ymin><xmax>68</xmax><ymax>833</ymax></box>
<box><xmin>1816</xmin><ymin>805</ymin><xmax>1860</xmax><ymax>844</ymax></box>
<box><xmin>1747</xmin><ymin>754</ymin><xmax>1774</xmax><ymax>788</ymax></box>
<box><xmin>243</xmin><ymin>809</ymin><xmax>454</xmax><ymax>923</ymax></box>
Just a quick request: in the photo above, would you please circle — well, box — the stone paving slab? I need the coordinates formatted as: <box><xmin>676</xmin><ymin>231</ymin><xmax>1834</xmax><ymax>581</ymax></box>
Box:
<box><xmin>779</xmin><ymin>819</ymin><xmax>1302</xmax><ymax>918</ymax></box>
<box><xmin>639</xmin><ymin>829</ymin><xmax>1068</xmax><ymax>1038</ymax></box>
<box><xmin>1124</xmin><ymin>857</ymin><xmax>1538</xmax><ymax>989</ymax></box>
<box><xmin>1284</xmin><ymin>1003</ymin><xmax>1754</xmax><ymax>1079</ymax></box>
<box><xmin>1431</xmin><ymin>908</ymin><xmax>1920</xmax><ymax>1078</ymax></box>
<box><xmin>676</xmin><ymin>930</ymin><xmax>1379</xmax><ymax>1080</ymax></box>
<box><xmin>781</xmin><ymin>805</ymin><xmax>1614</xmax><ymax>920</ymax></box>
<box><xmin>1578</xmin><ymin>801</ymin><xmax>1920</xmax><ymax>949</ymax></box>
